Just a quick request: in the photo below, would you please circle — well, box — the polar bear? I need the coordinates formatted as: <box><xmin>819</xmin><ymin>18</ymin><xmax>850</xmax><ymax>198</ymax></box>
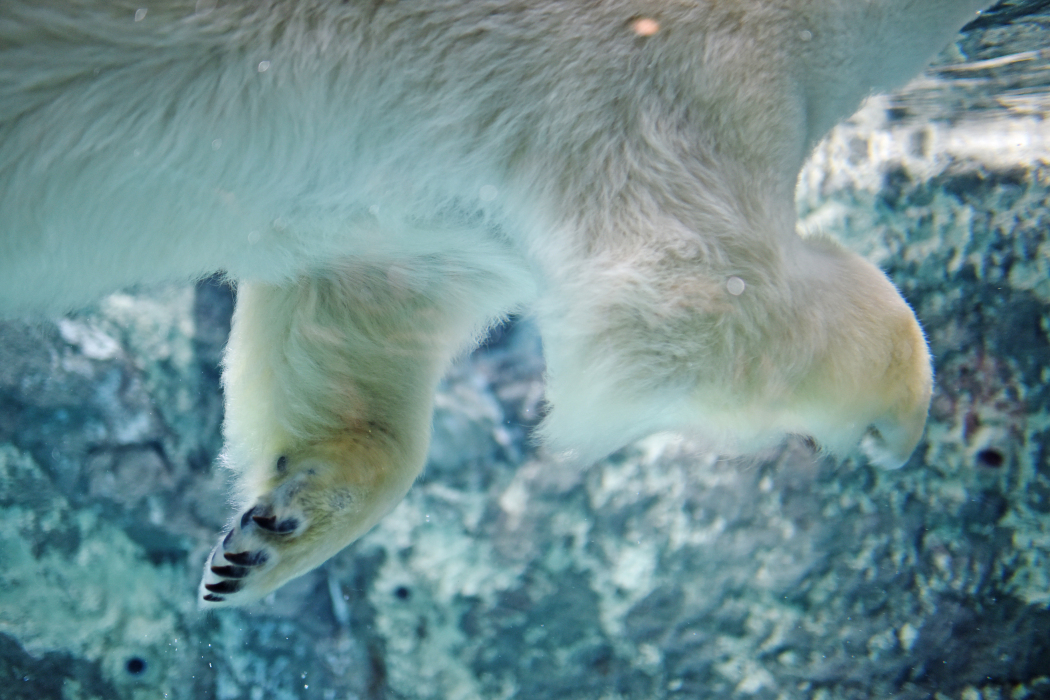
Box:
<box><xmin>0</xmin><ymin>0</ymin><xmax>992</xmax><ymax>605</ymax></box>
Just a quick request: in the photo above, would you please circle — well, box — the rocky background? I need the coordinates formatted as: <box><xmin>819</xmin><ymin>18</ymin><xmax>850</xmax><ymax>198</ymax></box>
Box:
<box><xmin>3</xmin><ymin>3</ymin><xmax>1050</xmax><ymax>699</ymax></box>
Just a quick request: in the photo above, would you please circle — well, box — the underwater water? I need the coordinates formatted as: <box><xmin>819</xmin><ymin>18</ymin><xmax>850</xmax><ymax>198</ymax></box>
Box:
<box><xmin>3</xmin><ymin>4</ymin><xmax>1050</xmax><ymax>700</ymax></box>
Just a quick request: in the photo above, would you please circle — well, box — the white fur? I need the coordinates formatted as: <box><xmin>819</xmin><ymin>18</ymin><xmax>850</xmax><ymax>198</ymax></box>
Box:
<box><xmin>0</xmin><ymin>0</ymin><xmax>991</xmax><ymax>603</ymax></box>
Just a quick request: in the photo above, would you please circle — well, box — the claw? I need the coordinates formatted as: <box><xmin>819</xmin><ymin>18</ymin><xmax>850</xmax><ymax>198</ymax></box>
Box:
<box><xmin>253</xmin><ymin>514</ymin><xmax>299</xmax><ymax>533</ymax></box>
<box><xmin>205</xmin><ymin>580</ymin><xmax>243</xmax><ymax>594</ymax></box>
<box><xmin>224</xmin><ymin>550</ymin><xmax>268</xmax><ymax>566</ymax></box>
<box><xmin>202</xmin><ymin>594</ymin><xmax>226</xmax><ymax>603</ymax></box>
<box><xmin>211</xmin><ymin>564</ymin><xmax>250</xmax><ymax>579</ymax></box>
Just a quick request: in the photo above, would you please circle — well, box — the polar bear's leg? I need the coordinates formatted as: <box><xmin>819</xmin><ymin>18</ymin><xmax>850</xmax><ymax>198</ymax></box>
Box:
<box><xmin>536</xmin><ymin>232</ymin><xmax>932</xmax><ymax>470</ymax></box>
<box><xmin>198</xmin><ymin>264</ymin><xmax>489</xmax><ymax>606</ymax></box>
<box><xmin>775</xmin><ymin>239</ymin><xmax>934</xmax><ymax>469</ymax></box>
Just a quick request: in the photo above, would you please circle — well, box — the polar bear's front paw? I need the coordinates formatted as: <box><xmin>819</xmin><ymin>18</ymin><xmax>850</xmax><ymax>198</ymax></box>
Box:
<box><xmin>199</xmin><ymin>470</ymin><xmax>317</xmax><ymax>605</ymax></box>
<box><xmin>198</xmin><ymin>438</ymin><xmax>421</xmax><ymax>606</ymax></box>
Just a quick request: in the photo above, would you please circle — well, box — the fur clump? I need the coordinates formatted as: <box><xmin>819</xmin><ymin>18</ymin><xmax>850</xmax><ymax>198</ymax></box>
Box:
<box><xmin>0</xmin><ymin>0</ymin><xmax>990</xmax><ymax>603</ymax></box>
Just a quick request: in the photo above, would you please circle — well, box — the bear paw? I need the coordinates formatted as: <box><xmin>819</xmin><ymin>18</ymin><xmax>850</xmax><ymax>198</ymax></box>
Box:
<box><xmin>198</xmin><ymin>438</ymin><xmax>421</xmax><ymax>607</ymax></box>
<box><xmin>199</xmin><ymin>472</ymin><xmax>312</xmax><ymax>604</ymax></box>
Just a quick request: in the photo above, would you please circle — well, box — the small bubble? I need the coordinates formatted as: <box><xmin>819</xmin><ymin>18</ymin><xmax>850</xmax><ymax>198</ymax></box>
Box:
<box><xmin>726</xmin><ymin>276</ymin><xmax>746</xmax><ymax>296</ymax></box>
<box><xmin>798</xmin><ymin>29</ymin><xmax>813</xmax><ymax>42</ymax></box>
<box><xmin>134</xmin><ymin>8</ymin><xmax>147</xmax><ymax>21</ymax></box>
<box><xmin>247</xmin><ymin>231</ymin><xmax>260</xmax><ymax>244</ymax></box>
<box><xmin>479</xmin><ymin>185</ymin><xmax>498</xmax><ymax>202</ymax></box>
<box><xmin>368</xmin><ymin>204</ymin><xmax>380</xmax><ymax>216</ymax></box>
<box><xmin>630</xmin><ymin>17</ymin><xmax>660</xmax><ymax>37</ymax></box>
<box><xmin>257</xmin><ymin>60</ymin><xmax>271</xmax><ymax>73</ymax></box>
<box><xmin>211</xmin><ymin>138</ymin><xmax>222</xmax><ymax>150</ymax></box>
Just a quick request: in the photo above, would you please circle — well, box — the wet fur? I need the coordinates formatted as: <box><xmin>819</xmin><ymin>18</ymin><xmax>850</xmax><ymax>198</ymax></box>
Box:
<box><xmin>0</xmin><ymin>0</ymin><xmax>991</xmax><ymax>604</ymax></box>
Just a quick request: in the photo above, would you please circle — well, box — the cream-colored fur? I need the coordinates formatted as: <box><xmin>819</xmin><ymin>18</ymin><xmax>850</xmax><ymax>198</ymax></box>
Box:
<box><xmin>0</xmin><ymin>0</ymin><xmax>991</xmax><ymax>604</ymax></box>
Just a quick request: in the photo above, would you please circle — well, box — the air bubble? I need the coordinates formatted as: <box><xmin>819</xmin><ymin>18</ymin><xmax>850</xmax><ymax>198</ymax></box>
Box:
<box><xmin>134</xmin><ymin>8</ymin><xmax>147</xmax><ymax>21</ymax></box>
<box><xmin>726</xmin><ymin>276</ymin><xmax>746</xmax><ymax>296</ymax></box>
<box><xmin>258</xmin><ymin>60</ymin><xmax>271</xmax><ymax>73</ymax></box>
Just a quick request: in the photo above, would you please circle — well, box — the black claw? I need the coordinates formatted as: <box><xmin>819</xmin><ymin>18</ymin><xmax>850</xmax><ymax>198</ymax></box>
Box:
<box><xmin>251</xmin><ymin>514</ymin><xmax>276</xmax><ymax>530</ymax></box>
<box><xmin>224</xmin><ymin>550</ymin><xmax>268</xmax><ymax>566</ymax></box>
<box><xmin>205</xmin><ymin>580</ymin><xmax>243</xmax><ymax>594</ymax></box>
<box><xmin>240</xmin><ymin>506</ymin><xmax>259</xmax><ymax>529</ymax></box>
<box><xmin>202</xmin><ymin>594</ymin><xmax>226</xmax><ymax>602</ymax></box>
<box><xmin>211</xmin><ymin>564</ymin><xmax>250</xmax><ymax>579</ymax></box>
<box><xmin>253</xmin><ymin>514</ymin><xmax>298</xmax><ymax>533</ymax></box>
